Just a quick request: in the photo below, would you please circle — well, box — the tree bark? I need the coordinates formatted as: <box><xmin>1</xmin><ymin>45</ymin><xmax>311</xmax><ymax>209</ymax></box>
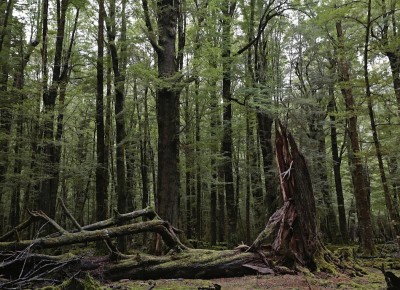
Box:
<box><xmin>96</xmin><ymin>0</ymin><xmax>108</xmax><ymax>224</ymax></box>
<box><xmin>142</xmin><ymin>0</ymin><xmax>181</xmax><ymax>227</ymax></box>
<box><xmin>102</xmin><ymin>0</ymin><xmax>128</xmax><ymax>251</ymax></box>
<box><xmin>0</xmin><ymin>0</ymin><xmax>14</xmax><ymax>234</ymax></box>
<box><xmin>0</xmin><ymin>219</ymin><xmax>184</xmax><ymax>252</ymax></box>
<box><xmin>195</xmin><ymin>83</ymin><xmax>203</xmax><ymax>240</ymax></box>
<box><xmin>9</xmin><ymin>37</ymin><xmax>40</xmax><ymax>229</ymax></box>
<box><xmin>249</xmin><ymin>121</ymin><xmax>339</xmax><ymax>272</ymax></box>
<box><xmin>327</xmin><ymin>79</ymin><xmax>348</xmax><ymax>243</ymax></box>
<box><xmin>221</xmin><ymin>0</ymin><xmax>237</xmax><ymax>246</ymax></box>
<box><xmin>209</xmin><ymin>77</ymin><xmax>220</xmax><ymax>246</ymax></box>
<box><xmin>363</xmin><ymin>0</ymin><xmax>400</xmax><ymax>240</ymax></box>
<box><xmin>104</xmin><ymin>250</ymin><xmax>256</xmax><ymax>280</ymax></box>
<box><xmin>335</xmin><ymin>20</ymin><xmax>375</xmax><ymax>255</ymax></box>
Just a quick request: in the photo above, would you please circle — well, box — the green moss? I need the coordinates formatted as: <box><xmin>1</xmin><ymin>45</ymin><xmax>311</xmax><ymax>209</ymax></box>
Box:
<box><xmin>114</xmin><ymin>279</ymin><xmax>212</xmax><ymax>290</ymax></box>
<box><xmin>337</xmin><ymin>281</ymin><xmax>364</xmax><ymax>289</ymax></box>
<box><xmin>56</xmin><ymin>273</ymin><xmax>102</xmax><ymax>290</ymax></box>
<box><xmin>362</xmin><ymin>257</ymin><xmax>400</xmax><ymax>270</ymax></box>
<box><xmin>313</xmin><ymin>250</ymin><xmax>339</xmax><ymax>275</ymax></box>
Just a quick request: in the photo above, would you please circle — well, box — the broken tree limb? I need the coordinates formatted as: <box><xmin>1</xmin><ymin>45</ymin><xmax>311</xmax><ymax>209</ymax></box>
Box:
<box><xmin>81</xmin><ymin>207</ymin><xmax>157</xmax><ymax>231</ymax></box>
<box><xmin>0</xmin><ymin>217</ymin><xmax>34</xmax><ymax>242</ymax></box>
<box><xmin>0</xmin><ymin>220</ymin><xmax>186</xmax><ymax>252</ymax></box>
<box><xmin>28</xmin><ymin>210</ymin><xmax>68</xmax><ymax>235</ymax></box>
<box><xmin>58</xmin><ymin>197</ymin><xmax>83</xmax><ymax>231</ymax></box>
<box><xmin>0</xmin><ymin>251</ymin><xmax>79</xmax><ymax>289</ymax></box>
<box><xmin>0</xmin><ymin>207</ymin><xmax>158</xmax><ymax>243</ymax></box>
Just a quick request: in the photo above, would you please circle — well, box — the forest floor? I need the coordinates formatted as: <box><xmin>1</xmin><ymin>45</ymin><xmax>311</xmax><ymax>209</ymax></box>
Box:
<box><xmin>101</xmin><ymin>266</ymin><xmax>391</xmax><ymax>289</ymax></box>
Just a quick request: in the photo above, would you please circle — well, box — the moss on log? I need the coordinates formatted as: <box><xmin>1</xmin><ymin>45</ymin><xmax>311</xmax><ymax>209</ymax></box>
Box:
<box><xmin>103</xmin><ymin>249</ymin><xmax>258</xmax><ymax>280</ymax></box>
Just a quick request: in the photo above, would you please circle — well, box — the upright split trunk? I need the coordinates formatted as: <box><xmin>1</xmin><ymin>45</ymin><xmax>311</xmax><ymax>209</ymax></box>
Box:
<box><xmin>250</xmin><ymin>121</ymin><xmax>333</xmax><ymax>271</ymax></box>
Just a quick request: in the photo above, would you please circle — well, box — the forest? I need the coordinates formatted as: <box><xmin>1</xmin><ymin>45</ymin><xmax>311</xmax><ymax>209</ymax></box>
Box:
<box><xmin>0</xmin><ymin>0</ymin><xmax>400</xmax><ymax>288</ymax></box>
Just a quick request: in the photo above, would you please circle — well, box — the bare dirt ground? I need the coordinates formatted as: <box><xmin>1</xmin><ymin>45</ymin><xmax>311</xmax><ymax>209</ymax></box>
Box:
<box><xmin>107</xmin><ymin>266</ymin><xmax>392</xmax><ymax>289</ymax></box>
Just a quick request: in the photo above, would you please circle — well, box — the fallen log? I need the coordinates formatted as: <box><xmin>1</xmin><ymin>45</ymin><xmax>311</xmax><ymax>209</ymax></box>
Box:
<box><xmin>104</xmin><ymin>249</ymin><xmax>258</xmax><ymax>280</ymax></box>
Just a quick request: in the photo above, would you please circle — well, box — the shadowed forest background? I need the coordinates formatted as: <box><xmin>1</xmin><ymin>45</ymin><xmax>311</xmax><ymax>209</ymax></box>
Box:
<box><xmin>0</xmin><ymin>0</ymin><xmax>399</xmax><ymax>261</ymax></box>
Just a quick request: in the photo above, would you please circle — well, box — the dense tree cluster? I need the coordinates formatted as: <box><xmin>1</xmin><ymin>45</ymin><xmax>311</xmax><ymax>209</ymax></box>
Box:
<box><xmin>0</xmin><ymin>0</ymin><xmax>399</xmax><ymax>256</ymax></box>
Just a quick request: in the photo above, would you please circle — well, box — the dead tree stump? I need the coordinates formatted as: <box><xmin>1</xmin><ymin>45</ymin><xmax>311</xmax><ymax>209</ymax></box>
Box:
<box><xmin>249</xmin><ymin>121</ymin><xmax>344</xmax><ymax>273</ymax></box>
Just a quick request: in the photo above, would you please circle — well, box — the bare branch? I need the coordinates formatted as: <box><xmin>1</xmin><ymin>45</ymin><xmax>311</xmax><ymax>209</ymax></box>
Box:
<box><xmin>58</xmin><ymin>197</ymin><xmax>83</xmax><ymax>231</ymax></box>
<box><xmin>141</xmin><ymin>0</ymin><xmax>162</xmax><ymax>53</ymax></box>
<box><xmin>28</xmin><ymin>210</ymin><xmax>67</xmax><ymax>235</ymax></box>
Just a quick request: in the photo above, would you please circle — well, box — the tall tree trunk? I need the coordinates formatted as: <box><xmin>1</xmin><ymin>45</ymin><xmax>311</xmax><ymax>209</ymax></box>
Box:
<box><xmin>96</xmin><ymin>0</ymin><xmax>108</xmax><ymax>223</ymax></box>
<box><xmin>364</xmin><ymin>0</ymin><xmax>400</xmax><ymax>239</ymax></box>
<box><xmin>327</xmin><ymin>77</ymin><xmax>348</xmax><ymax>243</ymax></box>
<box><xmin>73</xmin><ymin>118</ymin><xmax>90</xmax><ymax>225</ymax></box>
<box><xmin>243</xmin><ymin>0</ymin><xmax>269</xmax><ymax>236</ymax></box>
<box><xmin>105</xmin><ymin>50</ymin><xmax>112</xmax><ymax>216</ymax></box>
<box><xmin>253</xmin><ymin>31</ymin><xmax>277</xmax><ymax>220</ymax></box>
<box><xmin>0</xmin><ymin>0</ymin><xmax>14</xmax><ymax>233</ymax></box>
<box><xmin>8</xmin><ymin>28</ymin><xmax>27</xmax><ymax>229</ymax></box>
<box><xmin>257</xmin><ymin>112</ymin><xmax>276</xmax><ymax>217</ymax></box>
<box><xmin>127</xmin><ymin>81</ymin><xmax>140</xmax><ymax>214</ymax></box>
<box><xmin>7</xmin><ymin>8</ymin><xmax>37</xmax><ymax>230</ymax></box>
<box><xmin>142</xmin><ymin>0</ymin><xmax>181</xmax><ymax>227</ymax></box>
<box><xmin>195</xmin><ymin>84</ymin><xmax>202</xmax><ymax>240</ymax></box>
<box><xmin>156</xmin><ymin>1</ymin><xmax>180</xmax><ymax>227</ymax></box>
<box><xmin>209</xmin><ymin>79</ymin><xmax>219</xmax><ymax>246</ymax></box>
<box><xmin>103</xmin><ymin>0</ymin><xmax>128</xmax><ymax>251</ymax></box>
<box><xmin>313</xmin><ymin>116</ymin><xmax>340</xmax><ymax>243</ymax></box>
<box><xmin>335</xmin><ymin>20</ymin><xmax>375</xmax><ymax>255</ymax></box>
<box><xmin>40</xmin><ymin>0</ymin><xmax>67</xmax><ymax>219</ymax></box>
<box><xmin>53</xmin><ymin>7</ymin><xmax>79</xmax><ymax>218</ymax></box>
<box><xmin>245</xmin><ymin>110</ymin><xmax>252</xmax><ymax>244</ymax></box>
<box><xmin>378</xmin><ymin>0</ymin><xmax>400</xmax><ymax>113</ymax></box>
<box><xmin>246</xmin><ymin>111</ymin><xmax>263</xmax><ymax>236</ymax></box>
<box><xmin>221</xmin><ymin>0</ymin><xmax>237</xmax><ymax>246</ymax></box>
<box><xmin>184</xmin><ymin>89</ymin><xmax>193</xmax><ymax>239</ymax></box>
<box><xmin>139</xmin><ymin>87</ymin><xmax>150</xmax><ymax>211</ymax></box>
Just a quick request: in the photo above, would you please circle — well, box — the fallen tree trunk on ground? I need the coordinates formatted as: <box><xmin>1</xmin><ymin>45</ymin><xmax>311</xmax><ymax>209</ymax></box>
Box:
<box><xmin>104</xmin><ymin>249</ymin><xmax>258</xmax><ymax>280</ymax></box>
